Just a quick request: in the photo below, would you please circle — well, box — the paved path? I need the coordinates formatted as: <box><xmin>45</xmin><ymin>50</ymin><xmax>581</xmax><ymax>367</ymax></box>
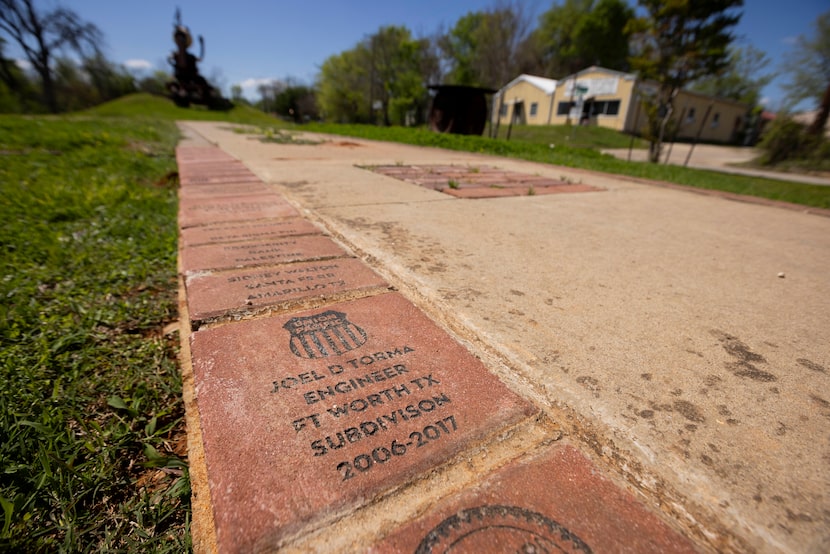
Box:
<box><xmin>178</xmin><ymin>122</ymin><xmax>830</xmax><ymax>553</ymax></box>
<box><xmin>602</xmin><ymin>143</ymin><xmax>830</xmax><ymax>186</ymax></box>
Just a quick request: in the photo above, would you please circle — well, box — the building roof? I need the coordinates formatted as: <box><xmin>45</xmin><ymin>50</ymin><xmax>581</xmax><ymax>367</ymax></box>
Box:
<box><xmin>558</xmin><ymin>65</ymin><xmax>636</xmax><ymax>82</ymax></box>
<box><xmin>498</xmin><ymin>74</ymin><xmax>557</xmax><ymax>96</ymax></box>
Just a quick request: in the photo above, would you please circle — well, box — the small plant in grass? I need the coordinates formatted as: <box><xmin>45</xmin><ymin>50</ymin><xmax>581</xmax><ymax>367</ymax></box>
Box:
<box><xmin>448</xmin><ymin>179</ymin><xmax>460</xmax><ymax>189</ymax></box>
<box><xmin>468</xmin><ymin>165</ymin><xmax>480</xmax><ymax>173</ymax></box>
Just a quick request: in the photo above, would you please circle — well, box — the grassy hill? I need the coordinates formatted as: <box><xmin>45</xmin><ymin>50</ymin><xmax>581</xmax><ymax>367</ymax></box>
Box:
<box><xmin>83</xmin><ymin>92</ymin><xmax>283</xmax><ymax>126</ymax></box>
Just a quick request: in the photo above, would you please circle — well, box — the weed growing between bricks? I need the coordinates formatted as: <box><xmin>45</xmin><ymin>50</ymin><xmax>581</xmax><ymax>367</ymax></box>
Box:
<box><xmin>0</xmin><ymin>116</ymin><xmax>189</xmax><ymax>551</ymax></box>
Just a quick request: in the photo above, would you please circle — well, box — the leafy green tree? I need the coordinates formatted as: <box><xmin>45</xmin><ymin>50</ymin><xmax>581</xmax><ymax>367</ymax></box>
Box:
<box><xmin>534</xmin><ymin>0</ymin><xmax>634</xmax><ymax>77</ymax></box>
<box><xmin>317</xmin><ymin>25</ymin><xmax>435</xmax><ymax>125</ymax></box>
<box><xmin>0</xmin><ymin>0</ymin><xmax>103</xmax><ymax>113</ymax></box>
<box><xmin>690</xmin><ymin>45</ymin><xmax>774</xmax><ymax>108</ymax></box>
<box><xmin>781</xmin><ymin>10</ymin><xmax>830</xmax><ymax>135</ymax></box>
<box><xmin>82</xmin><ymin>53</ymin><xmax>136</xmax><ymax>103</ymax></box>
<box><xmin>368</xmin><ymin>26</ymin><xmax>434</xmax><ymax>125</ymax></box>
<box><xmin>317</xmin><ymin>47</ymin><xmax>371</xmax><ymax>123</ymax></box>
<box><xmin>0</xmin><ymin>37</ymin><xmax>39</xmax><ymax>112</ymax></box>
<box><xmin>627</xmin><ymin>0</ymin><xmax>742</xmax><ymax>162</ymax></box>
<box><xmin>136</xmin><ymin>70</ymin><xmax>171</xmax><ymax>96</ymax></box>
<box><xmin>273</xmin><ymin>80</ymin><xmax>318</xmax><ymax>123</ymax></box>
<box><xmin>230</xmin><ymin>84</ymin><xmax>243</xmax><ymax>102</ymax></box>
<box><xmin>438</xmin><ymin>3</ymin><xmax>535</xmax><ymax>88</ymax></box>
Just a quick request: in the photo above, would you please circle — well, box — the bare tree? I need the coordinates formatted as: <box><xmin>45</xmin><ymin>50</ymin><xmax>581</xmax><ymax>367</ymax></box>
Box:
<box><xmin>0</xmin><ymin>0</ymin><xmax>102</xmax><ymax>112</ymax></box>
<box><xmin>438</xmin><ymin>0</ymin><xmax>536</xmax><ymax>89</ymax></box>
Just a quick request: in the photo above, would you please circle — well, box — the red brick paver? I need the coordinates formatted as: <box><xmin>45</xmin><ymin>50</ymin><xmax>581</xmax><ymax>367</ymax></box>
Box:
<box><xmin>179</xmin><ymin>217</ymin><xmax>321</xmax><ymax>247</ymax></box>
<box><xmin>189</xmin><ymin>293</ymin><xmax>536</xmax><ymax>552</ymax></box>
<box><xmin>372</xmin><ymin>444</ymin><xmax>698</xmax><ymax>553</ymax></box>
<box><xmin>178</xmin><ymin>193</ymin><xmax>299</xmax><ymax>228</ymax></box>
<box><xmin>185</xmin><ymin>258</ymin><xmax>389</xmax><ymax>323</ymax></box>
<box><xmin>368</xmin><ymin>164</ymin><xmax>603</xmax><ymax>199</ymax></box>
<box><xmin>180</xmin><ymin>235</ymin><xmax>347</xmax><ymax>274</ymax></box>
<box><xmin>178</xmin><ymin>181</ymin><xmax>274</xmax><ymax>199</ymax></box>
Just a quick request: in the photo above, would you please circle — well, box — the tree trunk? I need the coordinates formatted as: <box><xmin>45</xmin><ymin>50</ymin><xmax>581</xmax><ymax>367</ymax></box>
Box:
<box><xmin>648</xmin><ymin>140</ymin><xmax>661</xmax><ymax>163</ymax></box>
<box><xmin>807</xmin><ymin>81</ymin><xmax>830</xmax><ymax>137</ymax></box>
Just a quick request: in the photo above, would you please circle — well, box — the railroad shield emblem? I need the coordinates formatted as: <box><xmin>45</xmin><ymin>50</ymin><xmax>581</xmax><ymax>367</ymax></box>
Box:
<box><xmin>283</xmin><ymin>310</ymin><xmax>367</xmax><ymax>358</ymax></box>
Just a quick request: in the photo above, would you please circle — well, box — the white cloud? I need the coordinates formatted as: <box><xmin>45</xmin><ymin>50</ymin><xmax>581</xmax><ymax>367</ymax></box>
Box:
<box><xmin>781</xmin><ymin>36</ymin><xmax>799</xmax><ymax>46</ymax></box>
<box><xmin>239</xmin><ymin>77</ymin><xmax>274</xmax><ymax>91</ymax></box>
<box><xmin>124</xmin><ymin>59</ymin><xmax>153</xmax><ymax>71</ymax></box>
<box><xmin>15</xmin><ymin>58</ymin><xmax>31</xmax><ymax>70</ymax></box>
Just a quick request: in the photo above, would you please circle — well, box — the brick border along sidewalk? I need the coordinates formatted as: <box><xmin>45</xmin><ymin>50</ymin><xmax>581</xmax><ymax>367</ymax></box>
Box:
<box><xmin>176</xmin><ymin>143</ymin><xmax>700</xmax><ymax>553</ymax></box>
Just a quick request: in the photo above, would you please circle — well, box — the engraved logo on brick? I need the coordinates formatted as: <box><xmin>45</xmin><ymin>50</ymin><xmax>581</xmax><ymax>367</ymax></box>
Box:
<box><xmin>284</xmin><ymin>310</ymin><xmax>367</xmax><ymax>358</ymax></box>
<box><xmin>416</xmin><ymin>505</ymin><xmax>592</xmax><ymax>554</ymax></box>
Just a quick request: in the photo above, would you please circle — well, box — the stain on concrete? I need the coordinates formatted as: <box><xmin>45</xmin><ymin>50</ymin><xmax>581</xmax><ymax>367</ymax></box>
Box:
<box><xmin>797</xmin><ymin>358</ymin><xmax>826</xmax><ymax>373</ymax></box>
<box><xmin>576</xmin><ymin>376</ymin><xmax>601</xmax><ymax>398</ymax></box>
<box><xmin>711</xmin><ymin>330</ymin><xmax>778</xmax><ymax>382</ymax></box>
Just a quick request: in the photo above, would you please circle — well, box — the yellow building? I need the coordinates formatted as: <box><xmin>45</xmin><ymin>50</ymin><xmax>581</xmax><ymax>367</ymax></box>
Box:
<box><xmin>493</xmin><ymin>74</ymin><xmax>558</xmax><ymax>126</ymax></box>
<box><xmin>493</xmin><ymin>66</ymin><xmax>749</xmax><ymax>144</ymax></box>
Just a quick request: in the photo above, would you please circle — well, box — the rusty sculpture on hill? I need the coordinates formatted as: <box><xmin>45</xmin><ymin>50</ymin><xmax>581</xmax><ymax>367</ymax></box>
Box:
<box><xmin>166</xmin><ymin>9</ymin><xmax>232</xmax><ymax>110</ymax></box>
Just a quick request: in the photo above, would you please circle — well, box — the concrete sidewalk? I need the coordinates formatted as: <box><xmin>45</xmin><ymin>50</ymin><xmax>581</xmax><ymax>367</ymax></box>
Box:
<box><xmin>179</xmin><ymin>121</ymin><xmax>830</xmax><ymax>553</ymax></box>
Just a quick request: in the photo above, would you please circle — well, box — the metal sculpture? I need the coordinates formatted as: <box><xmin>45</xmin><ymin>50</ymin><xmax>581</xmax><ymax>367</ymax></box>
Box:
<box><xmin>166</xmin><ymin>9</ymin><xmax>231</xmax><ymax>110</ymax></box>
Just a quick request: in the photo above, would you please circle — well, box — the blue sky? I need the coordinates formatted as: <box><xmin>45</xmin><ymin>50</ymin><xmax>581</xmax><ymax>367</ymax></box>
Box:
<box><xmin>8</xmin><ymin>1</ymin><xmax>829</xmax><ymax>110</ymax></box>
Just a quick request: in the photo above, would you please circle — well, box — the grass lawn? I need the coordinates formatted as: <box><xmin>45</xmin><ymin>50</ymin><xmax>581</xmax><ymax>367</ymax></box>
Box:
<box><xmin>0</xmin><ymin>95</ymin><xmax>304</xmax><ymax>551</ymax></box>
<box><xmin>491</xmin><ymin>122</ymin><xmax>649</xmax><ymax>150</ymax></box>
<box><xmin>0</xmin><ymin>115</ymin><xmax>187</xmax><ymax>552</ymax></box>
<box><xmin>0</xmin><ymin>96</ymin><xmax>283</xmax><ymax>551</ymax></box>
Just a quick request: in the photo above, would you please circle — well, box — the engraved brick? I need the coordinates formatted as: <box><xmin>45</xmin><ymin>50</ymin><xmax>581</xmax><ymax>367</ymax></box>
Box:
<box><xmin>180</xmin><ymin>235</ymin><xmax>346</xmax><ymax>273</ymax></box>
<box><xmin>178</xmin><ymin>181</ymin><xmax>273</xmax><ymax>199</ymax></box>
<box><xmin>180</xmin><ymin>173</ymin><xmax>263</xmax><ymax>186</ymax></box>
<box><xmin>374</xmin><ymin>444</ymin><xmax>698</xmax><ymax>553</ymax></box>
<box><xmin>185</xmin><ymin>258</ymin><xmax>388</xmax><ymax>322</ymax></box>
<box><xmin>178</xmin><ymin>194</ymin><xmax>298</xmax><ymax>228</ymax></box>
<box><xmin>178</xmin><ymin>161</ymin><xmax>249</xmax><ymax>175</ymax></box>
<box><xmin>189</xmin><ymin>293</ymin><xmax>535</xmax><ymax>552</ymax></box>
<box><xmin>179</xmin><ymin>218</ymin><xmax>321</xmax><ymax>247</ymax></box>
<box><xmin>176</xmin><ymin>148</ymin><xmax>235</xmax><ymax>164</ymax></box>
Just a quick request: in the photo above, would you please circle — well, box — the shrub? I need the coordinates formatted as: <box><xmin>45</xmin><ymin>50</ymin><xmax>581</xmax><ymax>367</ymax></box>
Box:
<box><xmin>757</xmin><ymin>116</ymin><xmax>821</xmax><ymax>165</ymax></box>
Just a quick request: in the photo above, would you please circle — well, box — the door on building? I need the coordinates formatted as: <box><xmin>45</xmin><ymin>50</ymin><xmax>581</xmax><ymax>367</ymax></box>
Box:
<box><xmin>512</xmin><ymin>101</ymin><xmax>526</xmax><ymax>125</ymax></box>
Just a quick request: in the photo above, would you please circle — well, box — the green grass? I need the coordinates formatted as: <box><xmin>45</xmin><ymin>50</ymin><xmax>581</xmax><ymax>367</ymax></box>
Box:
<box><xmin>84</xmin><ymin>92</ymin><xmax>283</xmax><ymax>126</ymax></box>
<box><xmin>495</xmin><ymin>123</ymin><xmax>649</xmax><ymax>150</ymax></box>
<box><xmin>0</xmin><ymin>114</ymin><xmax>188</xmax><ymax>551</ymax></box>
<box><xmin>293</xmin><ymin>122</ymin><xmax>830</xmax><ymax>210</ymax></box>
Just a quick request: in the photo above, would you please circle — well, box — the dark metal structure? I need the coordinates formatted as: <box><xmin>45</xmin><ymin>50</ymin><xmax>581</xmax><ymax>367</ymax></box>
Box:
<box><xmin>166</xmin><ymin>9</ymin><xmax>232</xmax><ymax>110</ymax></box>
<box><xmin>428</xmin><ymin>85</ymin><xmax>496</xmax><ymax>136</ymax></box>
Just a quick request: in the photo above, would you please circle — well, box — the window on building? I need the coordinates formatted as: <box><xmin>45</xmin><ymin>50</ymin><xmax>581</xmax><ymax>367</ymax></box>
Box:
<box><xmin>686</xmin><ymin>107</ymin><xmax>696</xmax><ymax>122</ymax></box>
<box><xmin>711</xmin><ymin>112</ymin><xmax>720</xmax><ymax>127</ymax></box>
<box><xmin>499</xmin><ymin>103</ymin><xmax>507</xmax><ymax>116</ymax></box>
<box><xmin>530</xmin><ymin>102</ymin><xmax>538</xmax><ymax>116</ymax></box>
<box><xmin>584</xmin><ymin>99</ymin><xmax>622</xmax><ymax>116</ymax></box>
<box><xmin>557</xmin><ymin>101</ymin><xmax>574</xmax><ymax>115</ymax></box>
